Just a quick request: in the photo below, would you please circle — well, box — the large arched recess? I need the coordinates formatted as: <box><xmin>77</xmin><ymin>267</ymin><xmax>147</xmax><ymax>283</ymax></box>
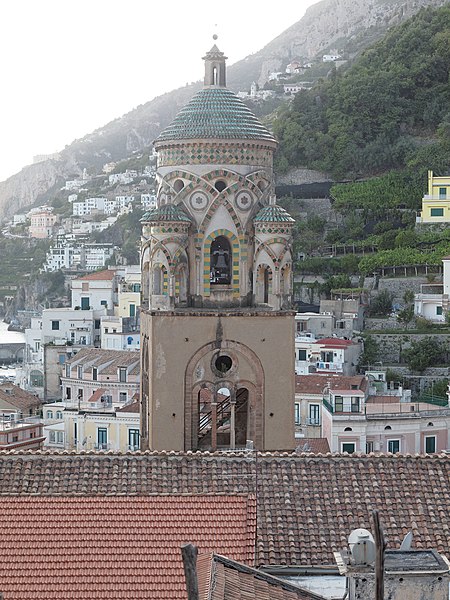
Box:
<box><xmin>184</xmin><ymin>339</ymin><xmax>264</xmax><ymax>451</ymax></box>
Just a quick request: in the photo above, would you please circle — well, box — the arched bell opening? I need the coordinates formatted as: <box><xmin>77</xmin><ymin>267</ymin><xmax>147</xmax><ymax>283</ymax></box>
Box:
<box><xmin>256</xmin><ymin>264</ymin><xmax>272</xmax><ymax>304</ymax></box>
<box><xmin>210</xmin><ymin>236</ymin><xmax>231</xmax><ymax>285</ymax></box>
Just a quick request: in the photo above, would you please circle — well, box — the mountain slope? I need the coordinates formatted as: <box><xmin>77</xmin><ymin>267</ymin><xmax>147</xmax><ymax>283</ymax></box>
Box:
<box><xmin>0</xmin><ymin>0</ymin><xmax>447</xmax><ymax>220</ymax></box>
<box><xmin>273</xmin><ymin>4</ymin><xmax>450</xmax><ymax>178</ymax></box>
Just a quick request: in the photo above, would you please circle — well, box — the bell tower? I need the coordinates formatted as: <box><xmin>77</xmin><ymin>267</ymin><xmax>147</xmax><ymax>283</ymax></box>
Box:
<box><xmin>140</xmin><ymin>40</ymin><xmax>295</xmax><ymax>452</ymax></box>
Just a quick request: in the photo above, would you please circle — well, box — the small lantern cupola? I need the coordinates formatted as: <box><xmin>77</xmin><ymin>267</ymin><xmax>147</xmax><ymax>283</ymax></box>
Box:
<box><xmin>203</xmin><ymin>35</ymin><xmax>227</xmax><ymax>87</ymax></box>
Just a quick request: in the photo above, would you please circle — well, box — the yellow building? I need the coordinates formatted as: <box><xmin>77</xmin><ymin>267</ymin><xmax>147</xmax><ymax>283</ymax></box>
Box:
<box><xmin>64</xmin><ymin>399</ymin><xmax>140</xmax><ymax>451</ymax></box>
<box><xmin>417</xmin><ymin>170</ymin><xmax>450</xmax><ymax>223</ymax></box>
<box><xmin>116</xmin><ymin>266</ymin><xmax>141</xmax><ymax>319</ymax></box>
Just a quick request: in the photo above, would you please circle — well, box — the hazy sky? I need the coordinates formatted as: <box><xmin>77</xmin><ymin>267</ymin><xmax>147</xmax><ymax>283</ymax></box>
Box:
<box><xmin>0</xmin><ymin>0</ymin><xmax>318</xmax><ymax>182</ymax></box>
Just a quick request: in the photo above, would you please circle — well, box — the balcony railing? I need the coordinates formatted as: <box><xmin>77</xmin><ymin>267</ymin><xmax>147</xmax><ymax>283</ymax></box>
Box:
<box><xmin>316</xmin><ymin>361</ymin><xmax>343</xmax><ymax>372</ymax></box>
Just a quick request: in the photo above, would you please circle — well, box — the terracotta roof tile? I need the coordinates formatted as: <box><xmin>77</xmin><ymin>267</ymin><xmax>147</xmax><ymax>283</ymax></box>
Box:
<box><xmin>0</xmin><ymin>384</ymin><xmax>41</xmax><ymax>414</ymax></box>
<box><xmin>295</xmin><ymin>375</ymin><xmax>366</xmax><ymax>395</ymax></box>
<box><xmin>0</xmin><ymin>495</ymin><xmax>255</xmax><ymax>599</ymax></box>
<box><xmin>295</xmin><ymin>438</ymin><xmax>331</xmax><ymax>454</ymax></box>
<box><xmin>0</xmin><ymin>452</ymin><xmax>448</xmax><ymax>569</ymax></box>
<box><xmin>116</xmin><ymin>400</ymin><xmax>140</xmax><ymax>413</ymax></box>
<box><xmin>75</xmin><ymin>269</ymin><xmax>116</xmax><ymax>281</ymax></box>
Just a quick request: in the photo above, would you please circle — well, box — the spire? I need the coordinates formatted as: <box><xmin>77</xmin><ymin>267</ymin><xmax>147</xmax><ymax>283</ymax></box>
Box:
<box><xmin>203</xmin><ymin>34</ymin><xmax>227</xmax><ymax>87</ymax></box>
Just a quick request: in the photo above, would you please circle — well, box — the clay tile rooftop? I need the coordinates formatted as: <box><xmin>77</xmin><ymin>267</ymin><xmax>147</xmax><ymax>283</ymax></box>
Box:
<box><xmin>0</xmin><ymin>495</ymin><xmax>256</xmax><ymax>600</ymax></box>
<box><xmin>75</xmin><ymin>269</ymin><xmax>116</xmax><ymax>281</ymax></box>
<box><xmin>295</xmin><ymin>374</ymin><xmax>367</xmax><ymax>395</ymax></box>
<box><xmin>0</xmin><ymin>451</ymin><xmax>449</xmax><ymax>577</ymax></box>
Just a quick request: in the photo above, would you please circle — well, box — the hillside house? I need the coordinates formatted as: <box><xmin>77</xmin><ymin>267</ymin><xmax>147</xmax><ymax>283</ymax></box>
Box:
<box><xmin>295</xmin><ymin>335</ymin><xmax>361</xmax><ymax>375</ymax></box>
<box><xmin>415</xmin><ymin>255</ymin><xmax>450</xmax><ymax>322</ymax></box>
<box><xmin>28</xmin><ymin>206</ymin><xmax>57</xmax><ymax>238</ymax></box>
<box><xmin>416</xmin><ymin>169</ymin><xmax>450</xmax><ymax>223</ymax></box>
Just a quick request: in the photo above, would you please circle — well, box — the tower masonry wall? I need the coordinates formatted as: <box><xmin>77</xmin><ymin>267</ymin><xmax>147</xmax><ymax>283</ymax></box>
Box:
<box><xmin>141</xmin><ymin>309</ymin><xmax>296</xmax><ymax>452</ymax></box>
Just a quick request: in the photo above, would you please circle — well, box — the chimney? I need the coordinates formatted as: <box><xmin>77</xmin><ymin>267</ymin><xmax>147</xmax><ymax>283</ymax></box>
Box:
<box><xmin>181</xmin><ymin>543</ymin><xmax>199</xmax><ymax>600</ymax></box>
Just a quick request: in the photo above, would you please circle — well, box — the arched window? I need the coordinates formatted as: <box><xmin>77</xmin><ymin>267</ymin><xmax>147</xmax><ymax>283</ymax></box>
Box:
<box><xmin>213</xmin><ymin>66</ymin><xmax>218</xmax><ymax>85</ymax></box>
<box><xmin>30</xmin><ymin>370</ymin><xmax>43</xmax><ymax>387</ymax></box>
<box><xmin>210</xmin><ymin>236</ymin><xmax>231</xmax><ymax>285</ymax></box>
<box><xmin>153</xmin><ymin>265</ymin><xmax>167</xmax><ymax>295</ymax></box>
<box><xmin>256</xmin><ymin>264</ymin><xmax>272</xmax><ymax>303</ymax></box>
<box><xmin>46</xmin><ymin>411</ymin><xmax>53</xmax><ymax>420</ymax></box>
<box><xmin>56</xmin><ymin>411</ymin><xmax>63</xmax><ymax>420</ymax></box>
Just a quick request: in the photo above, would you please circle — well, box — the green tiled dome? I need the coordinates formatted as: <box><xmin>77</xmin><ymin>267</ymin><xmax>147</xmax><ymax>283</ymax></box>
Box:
<box><xmin>155</xmin><ymin>88</ymin><xmax>277</xmax><ymax>144</ymax></box>
<box><xmin>254</xmin><ymin>205</ymin><xmax>295</xmax><ymax>223</ymax></box>
<box><xmin>141</xmin><ymin>204</ymin><xmax>191</xmax><ymax>223</ymax></box>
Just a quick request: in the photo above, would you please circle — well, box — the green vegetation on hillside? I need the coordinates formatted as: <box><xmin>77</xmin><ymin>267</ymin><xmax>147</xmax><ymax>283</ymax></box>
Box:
<box><xmin>273</xmin><ymin>5</ymin><xmax>450</xmax><ymax>179</ymax></box>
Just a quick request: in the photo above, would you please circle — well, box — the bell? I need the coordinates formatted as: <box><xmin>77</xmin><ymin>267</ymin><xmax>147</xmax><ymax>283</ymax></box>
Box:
<box><xmin>214</xmin><ymin>251</ymin><xmax>228</xmax><ymax>269</ymax></box>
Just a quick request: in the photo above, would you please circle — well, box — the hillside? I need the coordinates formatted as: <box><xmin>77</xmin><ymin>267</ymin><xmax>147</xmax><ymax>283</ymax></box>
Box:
<box><xmin>0</xmin><ymin>0</ymin><xmax>447</xmax><ymax>220</ymax></box>
<box><xmin>273</xmin><ymin>4</ymin><xmax>450</xmax><ymax>179</ymax></box>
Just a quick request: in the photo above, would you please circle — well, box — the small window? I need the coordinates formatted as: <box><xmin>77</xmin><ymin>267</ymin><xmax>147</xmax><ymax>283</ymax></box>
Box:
<box><xmin>425</xmin><ymin>435</ymin><xmax>436</xmax><ymax>454</ymax></box>
<box><xmin>92</xmin><ymin>367</ymin><xmax>98</xmax><ymax>381</ymax></box>
<box><xmin>309</xmin><ymin>404</ymin><xmax>320</xmax><ymax>425</ymax></box>
<box><xmin>129</xmin><ymin>304</ymin><xmax>136</xmax><ymax>318</ymax></box>
<box><xmin>388</xmin><ymin>439</ymin><xmax>400</xmax><ymax>453</ymax></box>
<box><xmin>334</xmin><ymin>396</ymin><xmax>343</xmax><ymax>412</ymax></box>
<box><xmin>51</xmin><ymin>320</ymin><xmax>60</xmax><ymax>330</ymax></box>
<box><xmin>77</xmin><ymin>388</ymin><xmax>83</xmax><ymax>401</ymax></box>
<box><xmin>101</xmin><ymin>300</ymin><xmax>107</xmax><ymax>306</ymax></box>
<box><xmin>119</xmin><ymin>367</ymin><xmax>127</xmax><ymax>383</ymax></box>
<box><xmin>119</xmin><ymin>392</ymin><xmax>127</xmax><ymax>403</ymax></box>
<box><xmin>65</xmin><ymin>364</ymin><xmax>71</xmax><ymax>378</ymax></box>
<box><xmin>58</xmin><ymin>354</ymin><xmax>65</xmax><ymax>365</ymax></box>
<box><xmin>56</xmin><ymin>411</ymin><xmax>63</xmax><ymax>420</ymax></box>
<box><xmin>430</xmin><ymin>208</ymin><xmax>444</xmax><ymax>217</ymax></box>
<box><xmin>46</xmin><ymin>410</ymin><xmax>53</xmax><ymax>419</ymax></box>
<box><xmin>351</xmin><ymin>397</ymin><xmax>360</xmax><ymax>412</ymax></box>
<box><xmin>81</xmin><ymin>297</ymin><xmax>90</xmax><ymax>310</ymax></box>
<box><xmin>77</xmin><ymin>366</ymin><xmax>83</xmax><ymax>380</ymax></box>
<box><xmin>438</xmin><ymin>187</ymin><xmax>447</xmax><ymax>199</ymax></box>
<box><xmin>56</xmin><ymin>431</ymin><xmax>64</xmax><ymax>444</ymax></box>
<box><xmin>366</xmin><ymin>441</ymin><xmax>374</xmax><ymax>453</ymax></box>
<box><xmin>66</xmin><ymin>387</ymin><xmax>71</xmax><ymax>400</ymax></box>
<box><xmin>436</xmin><ymin>306</ymin><xmax>443</xmax><ymax>315</ymax></box>
<box><xmin>298</xmin><ymin>349</ymin><xmax>307</xmax><ymax>361</ymax></box>
<box><xmin>94</xmin><ymin>320</ymin><xmax>101</xmax><ymax>329</ymax></box>
<box><xmin>49</xmin><ymin>431</ymin><xmax>56</xmax><ymax>443</ymax></box>
<box><xmin>294</xmin><ymin>403</ymin><xmax>300</xmax><ymax>425</ymax></box>
<box><xmin>341</xmin><ymin>442</ymin><xmax>355</xmax><ymax>454</ymax></box>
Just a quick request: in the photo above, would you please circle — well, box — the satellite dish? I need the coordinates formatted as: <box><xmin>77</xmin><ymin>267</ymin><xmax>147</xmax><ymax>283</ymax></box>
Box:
<box><xmin>400</xmin><ymin>532</ymin><xmax>413</xmax><ymax>550</ymax></box>
<box><xmin>348</xmin><ymin>528</ymin><xmax>375</xmax><ymax>566</ymax></box>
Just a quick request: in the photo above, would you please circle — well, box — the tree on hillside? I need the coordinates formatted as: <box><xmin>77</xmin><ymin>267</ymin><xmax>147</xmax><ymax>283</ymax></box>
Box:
<box><xmin>369</xmin><ymin>289</ymin><xmax>394</xmax><ymax>316</ymax></box>
<box><xmin>403</xmin><ymin>338</ymin><xmax>445</xmax><ymax>372</ymax></box>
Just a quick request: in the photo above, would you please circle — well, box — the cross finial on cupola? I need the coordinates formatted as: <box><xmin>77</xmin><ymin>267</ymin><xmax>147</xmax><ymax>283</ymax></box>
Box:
<box><xmin>203</xmin><ymin>34</ymin><xmax>228</xmax><ymax>87</ymax></box>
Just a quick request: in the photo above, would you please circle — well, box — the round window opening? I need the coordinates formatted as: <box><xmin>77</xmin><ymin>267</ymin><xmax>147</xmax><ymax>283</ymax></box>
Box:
<box><xmin>215</xmin><ymin>355</ymin><xmax>233</xmax><ymax>374</ymax></box>
<box><xmin>215</xmin><ymin>179</ymin><xmax>227</xmax><ymax>192</ymax></box>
